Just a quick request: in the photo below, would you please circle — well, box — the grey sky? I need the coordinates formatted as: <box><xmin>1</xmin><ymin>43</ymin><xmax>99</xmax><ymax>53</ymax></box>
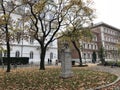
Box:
<box><xmin>93</xmin><ymin>0</ymin><xmax>120</xmax><ymax>28</ymax></box>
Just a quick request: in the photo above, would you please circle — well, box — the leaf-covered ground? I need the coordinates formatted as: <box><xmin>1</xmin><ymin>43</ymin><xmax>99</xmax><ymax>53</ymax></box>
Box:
<box><xmin>0</xmin><ymin>67</ymin><xmax>117</xmax><ymax>90</ymax></box>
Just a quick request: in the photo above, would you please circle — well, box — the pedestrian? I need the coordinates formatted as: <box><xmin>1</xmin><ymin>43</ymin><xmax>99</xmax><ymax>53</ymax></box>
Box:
<box><xmin>50</xmin><ymin>59</ymin><xmax>52</xmax><ymax>65</ymax></box>
<box><xmin>48</xmin><ymin>58</ymin><xmax>50</xmax><ymax>65</ymax></box>
<box><xmin>55</xmin><ymin>60</ymin><xmax>58</xmax><ymax>65</ymax></box>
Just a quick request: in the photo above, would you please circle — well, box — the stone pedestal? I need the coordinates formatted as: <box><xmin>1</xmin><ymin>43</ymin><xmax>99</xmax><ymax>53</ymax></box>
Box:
<box><xmin>60</xmin><ymin>48</ymin><xmax>73</xmax><ymax>78</ymax></box>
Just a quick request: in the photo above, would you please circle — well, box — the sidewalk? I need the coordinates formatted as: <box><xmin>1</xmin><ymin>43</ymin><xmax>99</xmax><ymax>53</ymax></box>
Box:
<box><xmin>87</xmin><ymin>63</ymin><xmax>120</xmax><ymax>76</ymax></box>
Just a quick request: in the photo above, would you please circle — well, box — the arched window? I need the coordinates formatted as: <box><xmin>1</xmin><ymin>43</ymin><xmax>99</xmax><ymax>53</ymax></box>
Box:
<box><xmin>30</xmin><ymin>51</ymin><xmax>33</xmax><ymax>59</ymax></box>
<box><xmin>50</xmin><ymin>52</ymin><xmax>53</xmax><ymax>59</ymax></box>
<box><xmin>4</xmin><ymin>51</ymin><xmax>7</xmax><ymax>57</ymax></box>
<box><xmin>15</xmin><ymin>51</ymin><xmax>20</xmax><ymax>57</ymax></box>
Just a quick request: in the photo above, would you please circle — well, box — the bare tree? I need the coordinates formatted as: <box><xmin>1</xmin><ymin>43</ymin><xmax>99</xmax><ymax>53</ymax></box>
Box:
<box><xmin>58</xmin><ymin>0</ymin><xmax>95</xmax><ymax>66</ymax></box>
<box><xmin>0</xmin><ymin>0</ymin><xmax>21</xmax><ymax>72</ymax></box>
<box><xmin>23</xmin><ymin>0</ymin><xmax>95</xmax><ymax>70</ymax></box>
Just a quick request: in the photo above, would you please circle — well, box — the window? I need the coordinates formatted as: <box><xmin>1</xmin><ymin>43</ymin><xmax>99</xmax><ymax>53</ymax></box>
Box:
<box><xmin>83</xmin><ymin>53</ymin><xmax>86</xmax><ymax>59</ymax></box>
<box><xmin>91</xmin><ymin>44</ymin><xmax>93</xmax><ymax>49</ymax></box>
<box><xmin>30</xmin><ymin>51</ymin><xmax>34</xmax><ymax>59</ymax></box>
<box><xmin>83</xmin><ymin>43</ymin><xmax>85</xmax><ymax>49</ymax></box>
<box><xmin>50</xmin><ymin>52</ymin><xmax>53</xmax><ymax>59</ymax></box>
<box><xmin>95</xmin><ymin>45</ymin><xmax>96</xmax><ymax>50</ymax></box>
<box><xmin>105</xmin><ymin>36</ymin><xmax>106</xmax><ymax>41</ymax></box>
<box><xmin>111</xmin><ymin>38</ymin><xmax>113</xmax><ymax>42</ymax></box>
<box><xmin>49</xmin><ymin>42</ymin><xmax>53</xmax><ymax>46</ymax></box>
<box><xmin>104</xmin><ymin>28</ymin><xmax>106</xmax><ymax>33</ymax></box>
<box><xmin>108</xmin><ymin>29</ymin><xmax>110</xmax><ymax>34</ymax></box>
<box><xmin>30</xmin><ymin>37</ymin><xmax>34</xmax><ymax>44</ymax></box>
<box><xmin>15</xmin><ymin>51</ymin><xmax>20</xmax><ymax>57</ymax></box>
<box><xmin>93</xmin><ymin>35</ymin><xmax>97</xmax><ymax>41</ymax></box>
<box><xmin>88</xmin><ymin>53</ymin><xmax>90</xmax><ymax>59</ymax></box>
<box><xmin>108</xmin><ymin>45</ymin><xmax>109</xmax><ymax>50</ymax></box>
<box><xmin>87</xmin><ymin>44</ymin><xmax>89</xmax><ymax>49</ymax></box>
<box><xmin>105</xmin><ymin>45</ymin><xmax>107</xmax><ymax>49</ymax></box>
<box><xmin>90</xmin><ymin>44</ymin><xmax>91</xmax><ymax>49</ymax></box>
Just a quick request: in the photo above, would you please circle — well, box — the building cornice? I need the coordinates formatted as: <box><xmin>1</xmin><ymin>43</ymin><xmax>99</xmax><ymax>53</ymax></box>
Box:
<box><xmin>92</xmin><ymin>22</ymin><xmax>120</xmax><ymax>31</ymax></box>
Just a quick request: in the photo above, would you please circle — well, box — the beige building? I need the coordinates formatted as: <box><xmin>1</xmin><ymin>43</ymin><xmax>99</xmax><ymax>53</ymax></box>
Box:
<box><xmin>90</xmin><ymin>22</ymin><xmax>120</xmax><ymax>62</ymax></box>
<box><xmin>59</xmin><ymin>22</ymin><xmax>120</xmax><ymax>63</ymax></box>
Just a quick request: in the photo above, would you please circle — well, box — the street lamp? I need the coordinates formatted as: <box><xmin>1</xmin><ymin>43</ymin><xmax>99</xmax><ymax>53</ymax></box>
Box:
<box><xmin>84</xmin><ymin>53</ymin><xmax>86</xmax><ymax>64</ymax></box>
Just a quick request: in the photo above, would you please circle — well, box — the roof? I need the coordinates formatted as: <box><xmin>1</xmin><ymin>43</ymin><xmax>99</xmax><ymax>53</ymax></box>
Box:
<box><xmin>92</xmin><ymin>22</ymin><xmax>120</xmax><ymax>31</ymax></box>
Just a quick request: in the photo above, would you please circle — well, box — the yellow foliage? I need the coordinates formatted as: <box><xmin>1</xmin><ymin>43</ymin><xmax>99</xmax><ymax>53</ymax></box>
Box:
<box><xmin>70</xmin><ymin>0</ymin><xmax>82</xmax><ymax>6</ymax></box>
<box><xmin>0</xmin><ymin>14</ymin><xmax>9</xmax><ymax>25</ymax></box>
<box><xmin>33</xmin><ymin>0</ymin><xmax>46</xmax><ymax>14</ymax></box>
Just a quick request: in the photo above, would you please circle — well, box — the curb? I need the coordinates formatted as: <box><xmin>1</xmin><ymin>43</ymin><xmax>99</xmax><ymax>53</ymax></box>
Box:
<box><xmin>87</xmin><ymin>77</ymin><xmax>120</xmax><ymax>90</ymax></box>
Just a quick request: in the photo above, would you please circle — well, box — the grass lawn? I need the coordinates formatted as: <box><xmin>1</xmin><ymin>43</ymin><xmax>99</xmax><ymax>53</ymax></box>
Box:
<box><xmin>0</xmin><ymin>67</ymin><xmax>117</xmax><ymax>90</ymax></box>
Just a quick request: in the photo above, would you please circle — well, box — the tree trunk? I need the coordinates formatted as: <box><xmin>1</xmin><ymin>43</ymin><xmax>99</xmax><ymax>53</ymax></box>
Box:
<box><xmin>6</xmin><ymin>31</ymin><xmax>11</xmax><ymax>72</ymax></box>
<box><xmin>1</xmin><ymin>0</ymin><xmax>11</xmax><ymax>72</ymax></box>
<box><xmin>40</xmin><ymin>47</ymin><xmax>46</xmax><ymax>70</ymax></box>
<box><xmin>72</xmin><ymin>41</ymin><xmax>82</xmax><ymax>66</ymax></box>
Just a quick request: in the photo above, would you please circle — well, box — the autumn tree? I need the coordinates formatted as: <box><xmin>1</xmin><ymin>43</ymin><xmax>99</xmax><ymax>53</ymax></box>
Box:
<box><xmin>0</xmin><ymin>0</ymin><xmax>22</xmax><ymax>72</ymax></box>
<box><xmin>59</xmin><ymin>0</ymin><xmax>94</xmax><ymax>66</ymax></box>
<box><xmin>22</xmin><ymin>0</ymin><xmax>95</xmax><ymax>69</ymax></box>
<box><xmin>60</xmin><ymin>28</ymin><xmax>93</xmax><ymax>66</ymax></box>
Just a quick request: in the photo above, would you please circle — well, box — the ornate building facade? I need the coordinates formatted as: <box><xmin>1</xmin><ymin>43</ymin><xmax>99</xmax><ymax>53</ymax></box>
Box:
<box><xmin>66</xmin><ymin>22</ymin><xmax>120</xmax><ymax>63</ymax></box>
<box><xmin>0</xmin><ymin>0</ymin><xmax>58</xmax><ymax>65</ymax></box>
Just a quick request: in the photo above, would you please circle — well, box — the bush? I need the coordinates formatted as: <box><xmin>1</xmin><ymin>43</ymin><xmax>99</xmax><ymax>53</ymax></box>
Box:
<box><xmin>104</xmin><ymin>61</ymin><xmax>120</xmax><ymax>67</ymax></box>
<box><xmin>0</xmin><ymin>57</ymin><xmax>29</xmax><ymax>65</ymax></box>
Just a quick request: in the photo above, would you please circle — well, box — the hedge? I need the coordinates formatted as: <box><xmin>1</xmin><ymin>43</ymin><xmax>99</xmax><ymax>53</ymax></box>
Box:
<box><xmin>0</xmin><ymin>57</ymin><xmax>29</xmax><ymax>65</ymax></box>
<box><xmin>104</xmin><ymin>61</ymin><xmax>120</xmax><ymax>67</ymax></box>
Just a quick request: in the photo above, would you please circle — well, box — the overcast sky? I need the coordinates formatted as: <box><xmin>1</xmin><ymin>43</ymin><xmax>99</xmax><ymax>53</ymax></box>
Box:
<box><xmin>93</xmin><ymin>0</ymin><xmax>120</xmax><ymax>29</ymax></box>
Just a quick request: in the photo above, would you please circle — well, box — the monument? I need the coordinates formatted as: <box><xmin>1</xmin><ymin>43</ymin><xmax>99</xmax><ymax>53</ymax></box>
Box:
<box><xmin>60</xmin><ymin>43</ymin><xmax>73</xmax><ymax>78</ymax></box>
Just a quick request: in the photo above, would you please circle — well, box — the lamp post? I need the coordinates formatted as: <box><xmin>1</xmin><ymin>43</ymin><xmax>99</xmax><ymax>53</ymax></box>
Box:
<box><xmin>84</xmin><ymin>53</ymin><xmax>86</xmax><ymax>64</ymax></box>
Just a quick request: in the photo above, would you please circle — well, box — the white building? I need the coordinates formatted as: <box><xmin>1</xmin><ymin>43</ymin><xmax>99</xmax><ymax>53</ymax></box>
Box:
<box><xmin>0</xmin><ymin>0</ymin><xmax>58</xmax><ymax>65</ymax></box>
<box><xmin>1</xmin><ymin>38</ymin><xmax>58</xmax><ymax>65</ymax></box>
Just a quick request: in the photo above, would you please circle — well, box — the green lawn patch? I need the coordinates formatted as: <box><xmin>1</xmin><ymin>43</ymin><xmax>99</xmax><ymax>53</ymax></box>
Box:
<box><xmin>0</xmin><ymin>67</ymin><xmax>117</xmax><ymax>90</ymax></box>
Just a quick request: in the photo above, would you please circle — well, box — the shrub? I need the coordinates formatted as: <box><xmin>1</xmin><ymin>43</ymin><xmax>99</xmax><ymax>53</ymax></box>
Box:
<box><xmin>0</xmin><ymin>57</ymin><xmax>29</xmax><ymax>65</ymax></box>
<box><xmin>104</xmin><ymin>61</ymin><xmax>120</xmax><ymax>67</ymax></box>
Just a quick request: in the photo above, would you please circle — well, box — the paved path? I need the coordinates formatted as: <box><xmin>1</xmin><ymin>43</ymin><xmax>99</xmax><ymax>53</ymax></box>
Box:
<box><xmin>87</xmin><ymin>63</ymin><xmax>120</xmax><ymax>76</ymax></box>
<box><xmin>46</xmin><ymin>63</ymin><xmax>120</xmax><ymax>76</ymax></box>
